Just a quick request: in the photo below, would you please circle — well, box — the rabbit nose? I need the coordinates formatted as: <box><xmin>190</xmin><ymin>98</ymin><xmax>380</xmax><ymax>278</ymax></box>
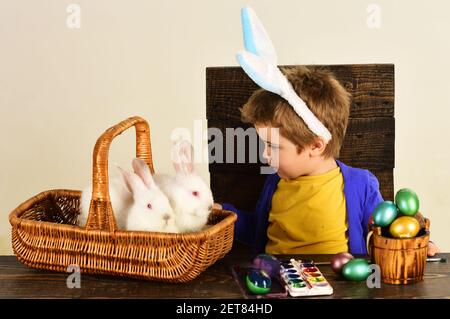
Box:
<box><xmin>163</xmin><ymin>214</ymin><xmax>171</xmax><ymax>221</ymax></box>
<box><xmin>208</xmin><ymin>204</ymin><xmax>213</xmax><ymax>211</ymax></box>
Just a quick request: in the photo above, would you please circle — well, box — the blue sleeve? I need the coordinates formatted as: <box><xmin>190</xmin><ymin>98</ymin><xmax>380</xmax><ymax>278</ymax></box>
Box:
<box><xmin>362</xmin><ymin>172</ymin><xmax>384</xmax><ymax>240</ymax></box>
<box><xmin>218</xmin><ymin>173</ymin><xmax>278</xmax><ymax>251</ymax></box>
<box><xmin>221</xmin><ymin>203</ymin><xmax>256</xmax><ymax>248</ymax></box>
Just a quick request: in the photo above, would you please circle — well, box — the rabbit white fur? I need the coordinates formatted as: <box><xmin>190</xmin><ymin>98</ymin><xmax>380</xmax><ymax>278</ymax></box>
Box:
<box><xmin>133</xmin><ymin>140</ymin><xmax>214</xmax><ymax>233</ymax></box>
<box><xmin>78</xmin><ymin>161</ymin><xmax>178</xmax><ymax>233</ymax></box>
<box><xmin>79</xmin><ymin>176</ymin><xmax>131</xmax><ymax>230</ymax></box>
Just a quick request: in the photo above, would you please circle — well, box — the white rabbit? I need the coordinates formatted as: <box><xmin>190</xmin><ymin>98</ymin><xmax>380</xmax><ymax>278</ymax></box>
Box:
<box><xmin>78</xmin><ymin>161</ymin><xmax>178</xmax><ymax>233</ymax></box>
<box><xmin>121</xmin><ymin>163</ymin><xmax>179</xmax><ymax>233</ymax></box>
<box><xmin>134</xmin><ymin>140</ymin><xmax>214</xmax><ymax>233</ymax></box>
<box><xmin>78</xmin><ymin>173</ymin><xmax>131</xmax><ymax>230</ymax></box>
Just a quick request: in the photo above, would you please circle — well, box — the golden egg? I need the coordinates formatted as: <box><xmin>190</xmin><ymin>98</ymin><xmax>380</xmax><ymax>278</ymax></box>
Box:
<box><xmin>389</xmin><ymin>216</ymin><xmax>420</xmax><ymax>238</ymax></box>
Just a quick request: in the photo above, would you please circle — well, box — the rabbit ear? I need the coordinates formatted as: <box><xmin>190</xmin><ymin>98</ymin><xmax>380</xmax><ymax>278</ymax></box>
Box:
<box><xmin>236</xmin><ymin>50</ymin><xmax>287</xmax><ymax>96</ymax></box>
<box><xmin>237</xmin><ymin>6</ymin><xmax>290</xmax><ymax>98</ymax></box>
<box><xmin>132</xmin><ymin>158</ymin><xmax>156</xmax><ymax>189</ymax></box>
<box><xmin>236</xmin><ymin>6</ymin><xmax>333</xmax><ymax>143</ymax></box>
<box><xmin>172</xmin><ymin>139</ymin><xmax>194</xmax><ymax>174</ymax></box>
<box><xmin>241</xmin><ymin>5</ymin><xmax>277</xmax><ymax>65</ymax></box>
<box><xmin>116</xmin><ymin>165</ymin><xmax>146</xmax><ymax>197</ymax></box>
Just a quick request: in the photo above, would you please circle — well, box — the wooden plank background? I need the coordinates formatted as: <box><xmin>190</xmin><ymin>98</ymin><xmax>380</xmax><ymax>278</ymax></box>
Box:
<box><xmin>206</xmin><ymin>64</ymin><xmax>394</xmax><ymax>211</ymax></box>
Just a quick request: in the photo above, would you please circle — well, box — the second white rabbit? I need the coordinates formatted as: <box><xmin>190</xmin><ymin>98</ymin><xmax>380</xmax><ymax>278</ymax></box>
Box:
<box><xmin>132</xmin><ymin>141</ymin><xmax>214</xmax><ymax>233</ymax></box>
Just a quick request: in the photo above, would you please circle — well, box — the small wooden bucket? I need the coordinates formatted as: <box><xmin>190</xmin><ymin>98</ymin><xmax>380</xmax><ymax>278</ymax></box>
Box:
<box><xmin>368</xmin><ymin>218</ymin><xmax>430</xmax><ymax>285</ymax></box>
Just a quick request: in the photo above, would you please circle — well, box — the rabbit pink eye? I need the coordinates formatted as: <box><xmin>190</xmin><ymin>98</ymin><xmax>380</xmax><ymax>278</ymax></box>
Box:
<box><xmin>192</xmin><ymin>191</ymin><xmax>199</xmax><ymax>197</ymax></box>
<box><xmin>147</xmin><ymin>203</ymin><xmax>152</xmax><ymax>209</ymax></box>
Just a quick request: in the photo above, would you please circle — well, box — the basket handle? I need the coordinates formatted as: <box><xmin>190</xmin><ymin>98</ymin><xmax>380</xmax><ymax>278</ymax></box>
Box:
<box><xmin>85</xmin><ymin>116</ymin><xmax>154</xmax><ymax>232</ymax></box>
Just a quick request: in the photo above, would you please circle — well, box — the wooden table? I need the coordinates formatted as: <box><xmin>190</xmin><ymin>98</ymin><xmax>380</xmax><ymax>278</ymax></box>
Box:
<box><xmin>0</xmin><ymin>243</ymin><xmax>448</xmax><ymax>299</ymax></box>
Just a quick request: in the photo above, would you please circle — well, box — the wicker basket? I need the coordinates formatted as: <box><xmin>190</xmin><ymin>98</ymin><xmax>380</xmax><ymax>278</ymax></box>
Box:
<box><xmin>9</xmin><ymin>116</ymin><xmax>237</xmax><ymax>283</ymax></box>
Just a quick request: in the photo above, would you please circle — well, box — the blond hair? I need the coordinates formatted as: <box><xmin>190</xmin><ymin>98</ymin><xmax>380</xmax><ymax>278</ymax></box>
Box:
<box><xmin>240</xmin><ymin>66</ymin><xmax>351</xmax><ymax>158</ymax></box>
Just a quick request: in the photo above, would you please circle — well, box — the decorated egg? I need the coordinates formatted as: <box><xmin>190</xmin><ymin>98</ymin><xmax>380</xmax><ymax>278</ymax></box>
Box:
<box><xmin>331</xmin><ymin>252</ymin><xmax>354</xmax><ymax>274</ymax></box>
<box><xmin>372</xmin><ymin>201</ymin><xmax>398</xmax><ymax>227</ymax></box>
<box><xmin>252</xmin><ymin>254</ymin><xmax>280</xmax><ymax>278</ymax></box>
<box><xmin>395</xmin><ymin>188</ymin><xmax>419</xmax><ymax>216</ymax></box>
<box><xmin>342</xmin><ymin>259</ymin><xmax>371</xmax><ymax>281</ymax></box>
<box><xmin>246</xmin><ymin>269</ymin><xmax>272</xmax><ymax>294</ymax></box>
<box><xmin>389</xmin><ymin>216</ymin><xmax>420</xmax><ymax>238</ymax></box>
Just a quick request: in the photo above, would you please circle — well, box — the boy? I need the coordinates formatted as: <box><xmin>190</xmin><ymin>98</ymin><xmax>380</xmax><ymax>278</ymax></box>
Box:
<box><xmin>213</xmin><ymin>66</ymin><xmax>439</xmax><ymax>256</ymax></box>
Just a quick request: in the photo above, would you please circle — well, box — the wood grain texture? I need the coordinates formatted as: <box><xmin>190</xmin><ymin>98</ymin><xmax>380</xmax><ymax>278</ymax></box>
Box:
<box><xmin>210</xmin><ymin>169</ymin><xmax>393</xmax><ymax>212</ymax></box>
<box><xmin>208</xmin><ymin>117</ymin><xmax>394</xmax><ymax>169</ymax></box>
<box><xmin>207</xmin><ymin>64</ymin><xmax>395</xmax><ymax>207</ymax></box>
<box><xmin>1</xmin><ymin>245</ymin><xmax>449</xmax><ymax>299</ymax></box>
<box><xmin>371</xmin><ymin>220</ymin><xmax>430</xmax><ymax>285</ymax></box>
<box><xmin>206</xmin><ymin>64</ymin><xmax>394</xmax><ymax>121</ymax></box>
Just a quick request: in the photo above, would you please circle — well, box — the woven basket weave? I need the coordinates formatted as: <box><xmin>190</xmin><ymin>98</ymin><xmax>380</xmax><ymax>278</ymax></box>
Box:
<box><xmin>9</xmin><ymin>116</ymin><xmax>237</xmax><ymax>282</ymax></box>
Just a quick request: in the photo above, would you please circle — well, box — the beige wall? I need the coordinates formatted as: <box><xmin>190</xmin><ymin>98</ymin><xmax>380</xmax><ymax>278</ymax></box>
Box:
<box><xmin>1</xmin><ymin>0</ymin><xmax>449</xmax><ymax>254</ymax></box>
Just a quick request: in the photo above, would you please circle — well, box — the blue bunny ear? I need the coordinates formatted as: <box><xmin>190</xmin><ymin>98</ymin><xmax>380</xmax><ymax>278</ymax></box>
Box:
<box><xmin>236</xmin><ymin>5</ymin><xmax>333</xmax><ymax>143</ymax></box>
<box><xmin>241</xmin><ymin>6</ymin><xmax>277</xmax><ymax>65</ymax></box>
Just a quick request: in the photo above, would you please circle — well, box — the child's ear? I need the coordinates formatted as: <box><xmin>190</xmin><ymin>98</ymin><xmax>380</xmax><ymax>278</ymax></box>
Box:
<box><xmin>309</xmin><ymin>138</ymin><xmax>327</xmax><ymax>157</ymax></box>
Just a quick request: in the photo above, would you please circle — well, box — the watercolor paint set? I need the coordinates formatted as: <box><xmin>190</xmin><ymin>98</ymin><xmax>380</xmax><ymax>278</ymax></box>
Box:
<box><xmin>280</xmin><ymin>259</ymin><xmax>333</xmax><ymax>297</ymax></box>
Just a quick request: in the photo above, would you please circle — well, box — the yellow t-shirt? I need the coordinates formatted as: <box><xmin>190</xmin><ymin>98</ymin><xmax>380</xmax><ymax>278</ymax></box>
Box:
<box><xmin>265</xmin><ymin>166</ymin><xmax>348</xmax><ymax>254</ymax></box>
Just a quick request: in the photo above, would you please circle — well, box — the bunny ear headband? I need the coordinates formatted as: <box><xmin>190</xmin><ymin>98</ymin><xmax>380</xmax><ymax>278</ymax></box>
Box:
<box><xmin>236</xmin><ymin>6</ymin><xmax>332</xmax><ymax>143</ymax></box>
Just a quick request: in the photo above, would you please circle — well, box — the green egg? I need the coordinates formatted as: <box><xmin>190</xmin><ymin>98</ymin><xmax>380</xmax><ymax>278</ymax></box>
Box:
<box><xmin>342</xmin><ymin>259</ymin><xmax>371</xmax><ymax>281</ymax></box>
<box><xmin>395</xmin><ymin>188</ymin><xmax>419</xmax><ymax>216</ymax></box>
<box><xmin>245</xmin><ymin>270</ymin><xmax>271</xmax><ymax>294</ymax></box>
<box><xmin>372</xmin><ymin>201</ymin><xmax>398</xmax><ymax>227</ymax></box>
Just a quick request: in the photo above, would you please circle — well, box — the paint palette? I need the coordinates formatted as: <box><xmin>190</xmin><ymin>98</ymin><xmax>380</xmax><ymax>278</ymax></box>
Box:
<box><xmin>280</xmin><ymin>259</ymin><xmax>333</xmax><ymax>297</ymax></box>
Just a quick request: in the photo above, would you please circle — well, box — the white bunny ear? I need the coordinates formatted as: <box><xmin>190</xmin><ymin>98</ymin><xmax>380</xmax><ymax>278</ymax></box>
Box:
<box><xmin>131</xmin><ymin>158</ymin><xmax>156</xmax><ymax>189</ymax></box>
<box><xmin>241</xmin><ymin>5</ymin><xmax>277</xmax><ymax>65</ymax></box>
<box><xmin>236</xmin><ymin>5</ymin><xmax>333</xmax><ymax>143</ymax></box>
<box><xmin>116</xmin><ymin>165</ymin><xmax>146</xmax><ymax>197</ymax></box>
<box><xmin>236</xmin><ymin>50</ymin><xmax>288</xmax><ymax>96</ymax></box>
<box><xmin>171</xmin><ymin>139</ymin><xmax>194</xmax><ymax>174</ymax></box>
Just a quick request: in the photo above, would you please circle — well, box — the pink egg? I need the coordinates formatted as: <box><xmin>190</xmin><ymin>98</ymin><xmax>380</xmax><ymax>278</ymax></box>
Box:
<box><xmin>331</xmin><ymin>252</ymin><xmax>354</xmax><ymax>274</ymax></box>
